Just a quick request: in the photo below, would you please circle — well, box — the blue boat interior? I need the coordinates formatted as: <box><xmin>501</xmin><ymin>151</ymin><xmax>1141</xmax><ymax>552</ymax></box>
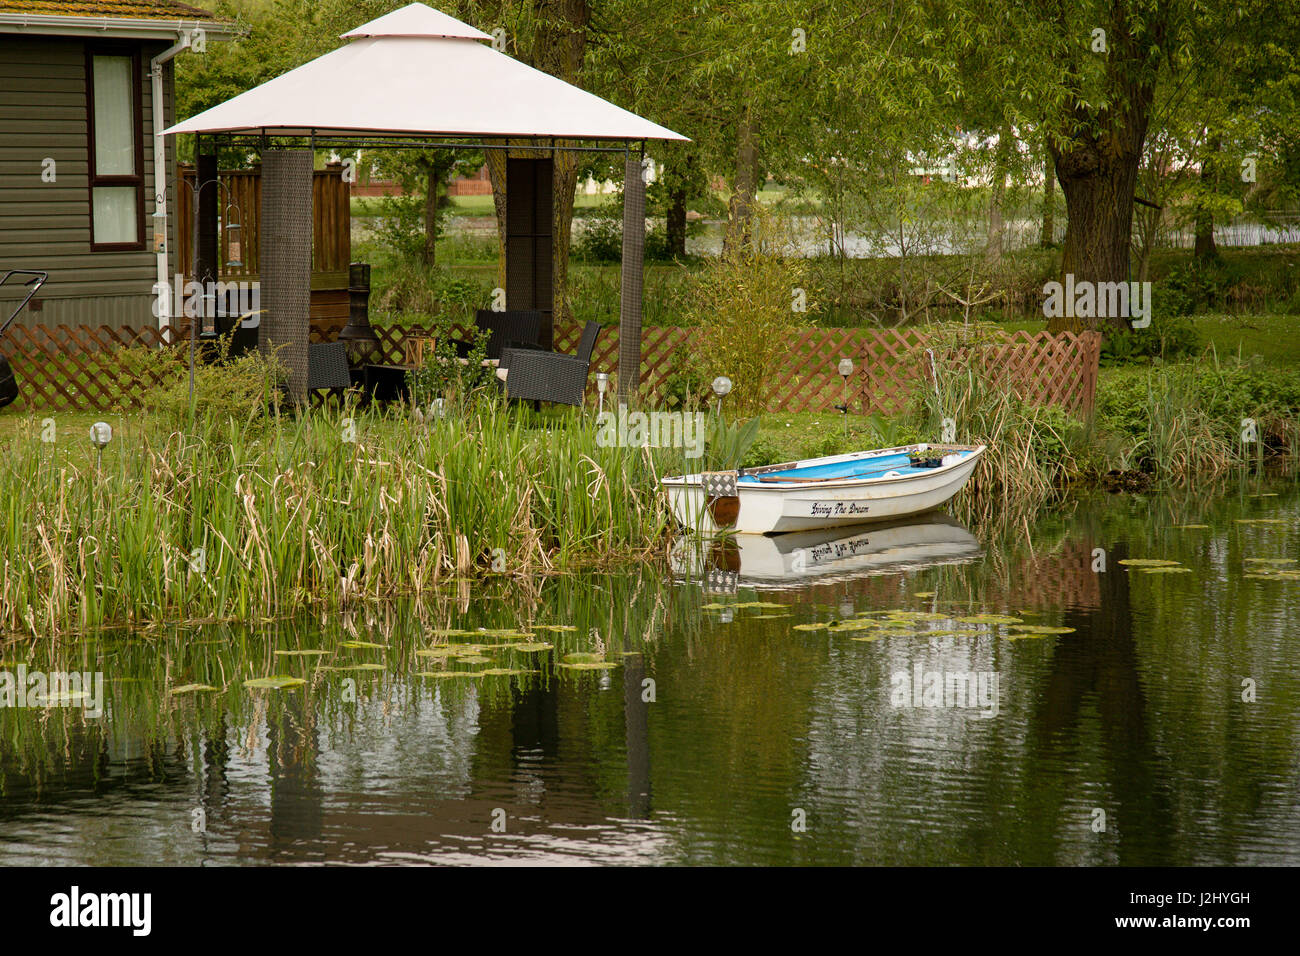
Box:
<box><xmin>738</xmin><ymin>449</ymin><xmax>973</xmax><ymax>483</ymax></box>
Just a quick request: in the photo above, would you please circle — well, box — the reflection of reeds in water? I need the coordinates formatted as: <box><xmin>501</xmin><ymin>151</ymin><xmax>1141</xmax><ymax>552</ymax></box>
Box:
<box><xmin>0</xmin><ymin>404</ymin><xmax>673</xmax><ymax>634</ymax></box>
<box><xmin>0</xmin><ymin>568</ymin><xmax>684</xmax><ymax>776</ymax></box>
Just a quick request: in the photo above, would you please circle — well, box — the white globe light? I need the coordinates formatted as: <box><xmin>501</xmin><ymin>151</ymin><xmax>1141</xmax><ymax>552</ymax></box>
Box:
<box><xmin>89</xmin><ymin>422</ymin><xmax>112</xmax><ymax>449</ymax></box>
<box><xmin>712</xmin><ymin>376</ymin><xmax>733</xmax><ymax>397</ymax></box>
<box><xmin>838</xmin><ymin>358</ymin><xmax>854</xmax><ymax>377</ymax></box>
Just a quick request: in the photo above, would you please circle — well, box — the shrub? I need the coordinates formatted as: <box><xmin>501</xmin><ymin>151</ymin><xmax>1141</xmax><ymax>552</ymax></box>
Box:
<box><xmin>405</xmin><ymin>319</ymin><xmax>496</xmax><ymax>410</ymax></box>
<box><xmin>682</xmin><ymin>213</ymin><xmax>818</xmax><ymax>415</ymax></box>
<box><xmin>1095</xmin><ymin>360</ymin><xmax>1300</xmax><ymax>474</ymax></box>
<box><xmin>1099</xmin><ymin>316</ymin><xmax>1200</xmax><ymax>366</ymax></box>
<box><xmin>119</xmin><ymin>337</ymin><xmax>287</xmax><ymax>428</ymax></box>
<box><xmin>573</xmin><ymin>214</ymin><xmax>623</xmax><ymax>263</ymax></box>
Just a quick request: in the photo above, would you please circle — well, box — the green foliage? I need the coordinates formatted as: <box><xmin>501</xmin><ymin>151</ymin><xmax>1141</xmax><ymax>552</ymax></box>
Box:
<box><xmin>682</xmin><ymin>216</ymin><xmax>818</xmax><ymax>415</ymax></box>
<box><xmin>371</xmin><ymin>194</ymin><xmax>436</xmax><ymax>263</ymax></box>
<box><xmin>700</xmin><ymin>415</ymin><xmax>761</xmax><ymax>472</ymax></box>
<box><xmin>371</xmin><ymin>262</ymin><xmax>491</xmax><ymax>322</ymax></box>
<box><xmin>573</xmin><ymin>213</ymin><xmax>623</xmax><ymax>263</ymax></box>
<box><xmin>1100</xmin><ymin>316</ymin><xmax>1200</xmax><ymax>366</ymax></box>
<box><xmin>1161</xmin><ymin>262</ymin><xmax>1233</xmax><ymax>315</ymax></box>
<box><xmin>405</xmin><ymin>322</ymin><xmax>496</xmax><ymax>409</ymax></box>
<box><xmin>1096</xmin><ymin>360</ymin><xmax>1300</xmax><ymax>475</ymax></box>
<box><xmin>0</xmin><ymin>401</ymin><xmax>672</xmax><ymax>634</ymax></box>
<box><xmin>117</xmin><ymin>337</ymin><xmax>287</xmax><ymax>428</ymax></box>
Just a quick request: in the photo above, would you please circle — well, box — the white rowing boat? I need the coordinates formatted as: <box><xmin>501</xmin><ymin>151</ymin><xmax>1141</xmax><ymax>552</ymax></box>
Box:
<box><xmin>661</xmin><ymin>443</ymin><xmax>986</xmax><ymax>534</ymax></box>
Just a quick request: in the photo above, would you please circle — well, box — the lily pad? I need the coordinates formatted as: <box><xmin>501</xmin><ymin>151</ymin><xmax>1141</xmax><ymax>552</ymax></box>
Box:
<box><xmin>339</xmin><ymin>640</ymin><xmax>386</xmax><ymax>650</ymax></box>
<box><xmin>274</xmin><ymin>649</ymin><xmax>329</xmax><ymax>656</ymax></box>
<box><xmin>1174</xmin><ymin>524</ymin><xmax>1209</xmax><ymax>530</ymax></box>
<box><xmin>849</xmin><ymin>635</ymin><xmax>881</xmax><ymax>642</ymax></box>
<box><xmin>954</xmin><ymin>615</ymin><xmax>1024</xmax><ymax>625</ymax></box>
<box><xmin>1117</xmin><ymin>559</ymin><xmax>1181</xmax><ymax>567</ymax></box>
<box><xmin>1007</xmin><ymin>625</ymin><xmax>1076</xmax><ymax>635</ymax></box>
<box><xmin>415</xmin><ymin>671</ymin><xmax>481</xmax><ymax>679</ymax></box>
<box><xmin>322</xmin><ymin>662</ymin><xmax>385</xmax><ymax>671</ymax></box>
<box><xmin>1244</xmin><ymin>558</ymin><xmax>1296</xmax><ymax>565</ymax></box>
<box><xmin>414</xmin><ymin>646</ymin><xmax>458</xmax><ymax>657</ymax></box>
<box><xmin>914</xmin><ymin>591</ymin><xmax>936</xmax><ymax>598</ymax></box>
<box><xmin>531</xmin><ymin>625</ymin><xmax>578</xmax><ymax>632</ymax></box>
<box><xmin>453</xmin><ymin>655</ymin><xmax>492</xmax><ymax>665</ymax></box>
<box><xmin>170</xmin><ymin>683</ymin><xmax>219</xmax><ymax>694</ymax></box>
<box><xmin>243</xmin><ymin>676</ymin><xmax>306</xmax><ymax>690</ymax></box>
<box><xmin>476</xmin><ymin>668</ymin><xmax>540</xmax><ymax>677</ymax></box>
<box><xmin>1142</xmin><ymin>566</ymin><xmax>1193</xmax><ymax>574</ymax></box>
<box><xmin>558</xmin><ymin>661</ymin><xmax>620</xmax><ymax>671</ymax></box>
<box><xmin>509</xmin><ymin>642</ymin><xmax>554</xmax><ymax>652</ymax></box>
<box><xmin>428</xmin><ymin>628</ymin><xmax>476</xmax><ymax>637</ymax></box>
<box><xmin>562</xmin><ymin>652</ymin><xmax>606</xmax><ymax>664</ymax></box>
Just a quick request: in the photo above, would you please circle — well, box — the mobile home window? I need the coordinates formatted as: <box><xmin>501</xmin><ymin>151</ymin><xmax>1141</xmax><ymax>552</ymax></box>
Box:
<box><xmin>87</xmin><ymin>50</ymin><xmax>143</xmax><ymax>249</ymax></box>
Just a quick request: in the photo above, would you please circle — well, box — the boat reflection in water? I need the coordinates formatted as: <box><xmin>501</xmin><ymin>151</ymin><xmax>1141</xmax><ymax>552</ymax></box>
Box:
<box><xmin>671</xmin><ymin>512</ymin><xmax>982</xmax><ymax>590</ymax></box>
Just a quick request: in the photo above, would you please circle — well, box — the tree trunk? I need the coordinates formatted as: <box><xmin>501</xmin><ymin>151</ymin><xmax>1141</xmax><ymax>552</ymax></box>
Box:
<box><xmin>552</xmin><ymin>147</ymin><xmax>580</xmax><ymax>324</ymax></box>
<box><xmin>422</xmin><ymin>165</ymin><xmax>438</xmax><ymax>268</ymax></box>
<box><xmin>1049</xmin><ymin>116</ymin><xmax>1149</xmax><ymax>333</ymax></box>
<box><xmin>723</xmin><ymin>111</ymin><xmax>759</xmax><ymax>255</ymax></box>
<box><xmin>1193</xmin><ymin>136</ymin><xmax>1221</xmax><ymax>264</ymax></box>
<box><xmin>1045</xmin><ymin>3</ymin><xmax>1165</xmax><ymax>334</ymax></box>
<box><xmin>1040</xmin><ymin>149</ymin><xmax>1056</xmax><ymax>247</ymax></box>
<box><xmin>985</xmin><ymin>125</ymin><xmax>1012</xmax><ymax>262</ymax></box>
<box><xmin>666</xmin><ymin>180</ymin><xmax>687</xmax><ymax>258</ymax></box>
<box><xmin>486</xmin><ymin>144</ymin><xmax>508</xmax><ymax>293</ymax></box>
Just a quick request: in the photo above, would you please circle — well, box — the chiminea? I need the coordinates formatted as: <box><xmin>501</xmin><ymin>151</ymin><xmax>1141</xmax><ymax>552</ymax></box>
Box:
<box><xmin>338</xmin><ymin>262</ymin><xmax>379</xmax><ymax>363</ymax></box>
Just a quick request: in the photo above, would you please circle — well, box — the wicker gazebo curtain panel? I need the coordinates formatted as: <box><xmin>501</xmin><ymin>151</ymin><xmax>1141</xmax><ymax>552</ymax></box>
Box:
<box><xmin>261</xmin><ymin>149</ymin><xmax>313</xmax><ymax>401</ymax></box>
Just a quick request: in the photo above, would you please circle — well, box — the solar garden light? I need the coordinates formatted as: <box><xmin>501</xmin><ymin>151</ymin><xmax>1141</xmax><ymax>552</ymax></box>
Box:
<box><xmin>595</xmin><ymin>371</ymin><xmax>609</xmax><ymax>415</ymax></box>
<box><xmin>835</xmin><ymin>357</ymin><xmax>854</xmax><ymax>436</ymax></box>
<box><xmin>712</xmin><ymin>375</ymin><xmax>733</xmax><ymax>423</ymax></box>
<box><xmin>89</xmin><ymin>421</ymin><xmax>111</xmax><ymax>473</ymax></box>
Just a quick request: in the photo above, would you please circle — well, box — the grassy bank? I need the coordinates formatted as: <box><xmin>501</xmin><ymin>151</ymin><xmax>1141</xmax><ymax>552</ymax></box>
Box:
<box><xmin>0</xmin><ymin>401</ymin><xmax>675</xmax><ymax>636</ymax></box>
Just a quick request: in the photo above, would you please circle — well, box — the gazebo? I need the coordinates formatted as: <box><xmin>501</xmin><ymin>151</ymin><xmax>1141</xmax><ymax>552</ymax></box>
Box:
<box><xmin>164</xmin><ymin>2</ymin><xmax>686</xmax><ymax>407</ymax></box>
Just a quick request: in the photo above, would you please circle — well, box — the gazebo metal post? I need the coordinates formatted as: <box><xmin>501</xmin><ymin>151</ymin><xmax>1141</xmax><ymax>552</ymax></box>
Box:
<box><xmin>260</xmin><ymin>148</ymin><xmax>313</xmax><ymax>404</ymax></box>
<box><xmin>618</xmin><ymin>146</ymin><xmax>646</xmax><ymax>410</ymax></box>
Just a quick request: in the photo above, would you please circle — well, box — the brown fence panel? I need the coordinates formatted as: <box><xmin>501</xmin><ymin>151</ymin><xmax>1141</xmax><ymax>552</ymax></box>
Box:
<box><xmin>0</xmin><ymin>323</ymin><xmax>1102</xmax><ymax>416</ymax></box>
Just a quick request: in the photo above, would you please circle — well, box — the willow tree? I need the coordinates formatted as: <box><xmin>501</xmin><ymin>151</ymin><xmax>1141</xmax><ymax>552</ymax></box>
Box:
<box><xmin>956</xmin><ymin>0</ymin><xmax>1250</xmax><ymax>331</ymax></box>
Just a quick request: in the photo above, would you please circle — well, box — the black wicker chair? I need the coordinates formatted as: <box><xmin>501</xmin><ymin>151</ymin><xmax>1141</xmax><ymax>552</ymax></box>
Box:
<box><xmin>453</xmin><ymin>309</ymin><xmax>543</xmax><ymax>362</ymax></box>
<box><xmin>308</xmin><ymin>341</ymin><xmax>351</xmax><ymax>391</ymax></box>
<box><xmin>499</xmin><ymin>321</ymin><xmax>603</xmax><ymax>407</ymax></box>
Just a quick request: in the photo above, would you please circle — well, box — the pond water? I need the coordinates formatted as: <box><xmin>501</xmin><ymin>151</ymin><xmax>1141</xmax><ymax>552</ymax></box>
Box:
<box><xmin>2</xmin><ymin>477</ymin><xmax>1299</xmax><ymax>866</ymax></box>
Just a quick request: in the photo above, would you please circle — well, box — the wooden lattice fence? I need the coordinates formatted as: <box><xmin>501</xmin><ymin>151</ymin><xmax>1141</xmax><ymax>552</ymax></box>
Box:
<box><xmin>0</xmin><ymin>322</ymin><xmax>1100</xmax><ymax>417</ymax></box>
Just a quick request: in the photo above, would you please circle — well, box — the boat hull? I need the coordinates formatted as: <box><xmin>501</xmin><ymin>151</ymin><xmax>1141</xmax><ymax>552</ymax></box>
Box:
<box><xmin>662</xmin><ymin>444</ymin><xmax>984</xmax><ymax>535</ymax></box>
<box><xmin>671</xmin><ymin>513</ymin><xmax>982</xmax><ymax>584</ymax></box>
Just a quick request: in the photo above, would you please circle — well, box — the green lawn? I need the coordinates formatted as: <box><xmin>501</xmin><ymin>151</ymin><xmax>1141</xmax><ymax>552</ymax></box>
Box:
<box><xmin>351</xmin><ymin>192</ymin><xmax>615</xmax><ymax>219</ymax></box>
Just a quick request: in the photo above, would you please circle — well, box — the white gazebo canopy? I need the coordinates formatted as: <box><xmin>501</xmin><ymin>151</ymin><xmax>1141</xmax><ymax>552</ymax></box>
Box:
<box><xmin>164</xmin><ymin>2</ymin><xmax>686</xmax><ymax>142</ymax></box>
